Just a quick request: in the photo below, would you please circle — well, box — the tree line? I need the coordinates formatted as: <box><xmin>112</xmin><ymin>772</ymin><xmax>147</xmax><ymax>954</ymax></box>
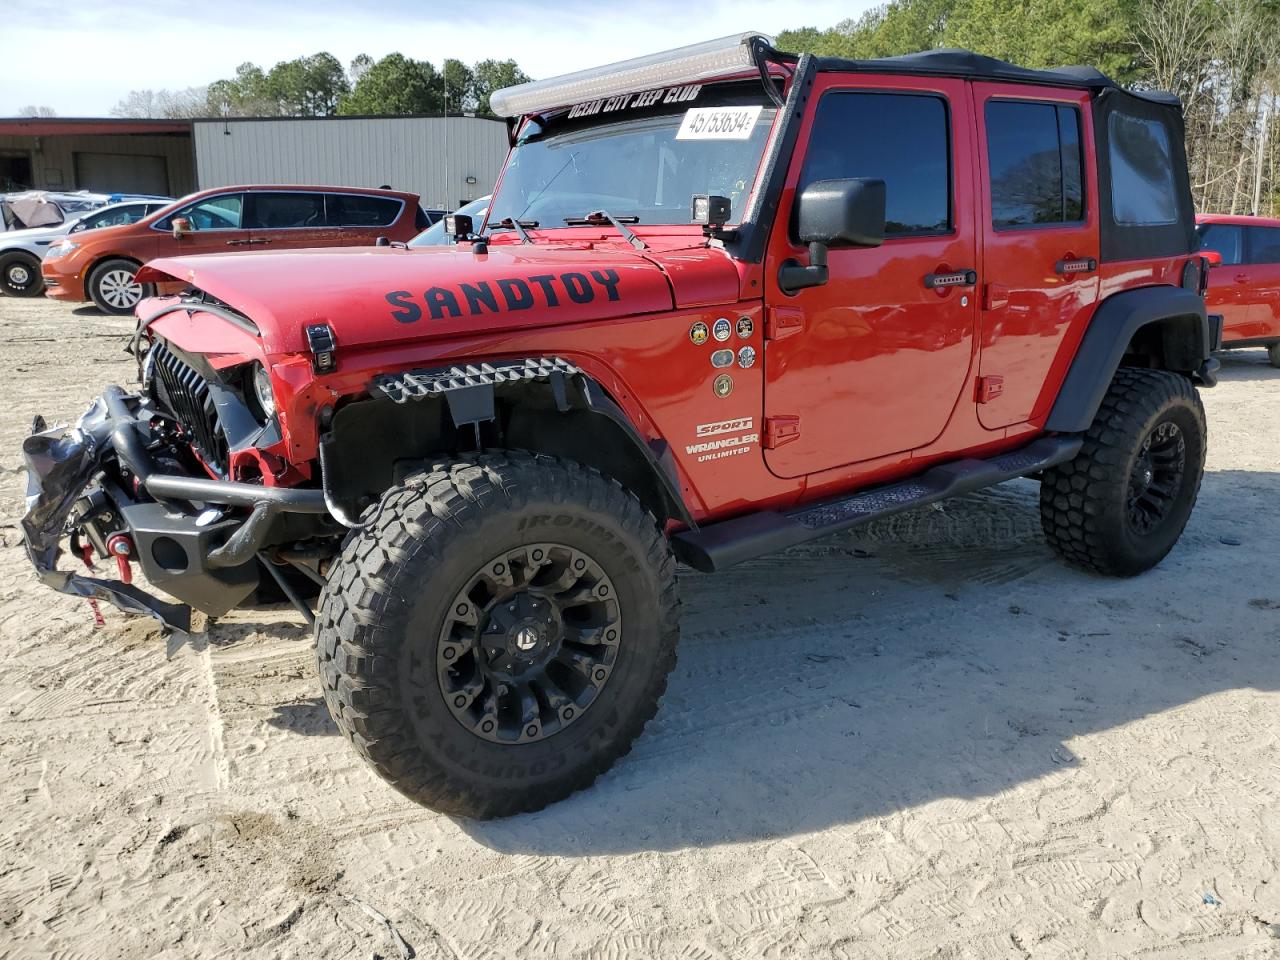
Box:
<box><xmin>109</xmin><ymin>53</ymin><xmax>530</xmax><ymax>121</ymax></box>
<box><xmin>778</xmin><ymin>0</ymin><xmax>1280</xmax><ymax>216</ymax></box>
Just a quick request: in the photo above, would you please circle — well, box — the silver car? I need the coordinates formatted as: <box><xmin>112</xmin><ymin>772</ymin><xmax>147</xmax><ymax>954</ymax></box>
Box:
<box><xmin>0</xmin><ymin>199</ymin><xmax>171</xmax><ymax>297</ymax></box>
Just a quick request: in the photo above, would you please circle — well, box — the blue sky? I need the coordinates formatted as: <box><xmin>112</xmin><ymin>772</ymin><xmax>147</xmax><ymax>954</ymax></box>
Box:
<box><xmin>2</xmin><ymin>1</ymin><xmax>874</xmax><ymax>116</ymax></box>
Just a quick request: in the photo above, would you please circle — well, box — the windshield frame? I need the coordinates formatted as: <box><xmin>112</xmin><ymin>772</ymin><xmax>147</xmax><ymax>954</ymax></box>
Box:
<box><xmin>484</xmin><ymin>76</ymin><xmax>785</xmax><ymax>245</ymax></box>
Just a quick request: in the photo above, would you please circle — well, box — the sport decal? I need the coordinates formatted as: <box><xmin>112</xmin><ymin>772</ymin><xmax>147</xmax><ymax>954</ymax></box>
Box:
<box><xmin>687</xmin><ymin>416</ymin><xmax>758</xmax><ymax>463</ymax></box>
<box><xmin>676</xmin><ymin>105</ymin><xmax>763</xmax><ymax>141</ymax></box>
<box><xmin>384</xmin><ymin>270</ymin><xmax>621</xmax><ymax>324</ymax></box>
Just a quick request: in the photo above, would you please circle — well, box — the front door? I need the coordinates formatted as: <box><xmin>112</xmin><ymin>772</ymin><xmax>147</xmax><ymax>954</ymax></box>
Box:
<box><xmin>972</xmin><ymin>83</ymin><xmax>1099</xmax><ymax>429</ymax></box>
<box><xmin>159</xmin><ymin>192</ymin><xmax>250</xmax><ymax>256</ymax></box>
<box><xmin>1197</xmin><ymin>223</ymin><xmax>1255</xmax><ymax>340</ymax></box>
<box><xmin>762</xmin><ymin>77</ymin><xmax>979</xmax><ymax>479</ymax></box>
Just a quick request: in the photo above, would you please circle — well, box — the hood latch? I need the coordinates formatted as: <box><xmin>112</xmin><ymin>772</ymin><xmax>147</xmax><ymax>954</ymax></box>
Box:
<box><xmin>305</xmin><ymin>323</ymin><xmax>337</xmax><ymax>374</ymax></box>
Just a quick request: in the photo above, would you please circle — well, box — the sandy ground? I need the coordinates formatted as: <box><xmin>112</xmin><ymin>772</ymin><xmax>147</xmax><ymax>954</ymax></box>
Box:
<box><xmin>0</xmin><ymin>296</ymin><xmax>1279</xmax><ymax>960</ymax></box>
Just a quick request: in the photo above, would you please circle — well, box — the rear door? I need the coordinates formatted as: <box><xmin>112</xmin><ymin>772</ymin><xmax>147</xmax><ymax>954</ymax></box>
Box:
<box><xmin>973</xmin><ymin>84</ymin><xmax>1099</xmax><ymax>429</ymax></box>
<box><xmin>761</xmin><ymin>77</ymin><xmax>979</xmax><ymax>478</ymax></box>
<box><xmin>1244</xmin><ymin>225</ymin><xmax>1280</xmax><ymax>341</ymax></box>
<box><xmin>243</xmin><ymin>191</ymin><xmax>345</xmax><ymax>250</ymax></box>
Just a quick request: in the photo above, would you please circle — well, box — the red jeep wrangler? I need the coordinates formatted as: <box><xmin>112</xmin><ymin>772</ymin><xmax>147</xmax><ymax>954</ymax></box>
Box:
<box><xmin>21</xmin><ymin>34</ymin><xmax>1220</xmax><ymax>818</ymax></box>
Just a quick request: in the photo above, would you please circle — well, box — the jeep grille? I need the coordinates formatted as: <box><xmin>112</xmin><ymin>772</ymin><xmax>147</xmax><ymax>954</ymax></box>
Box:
<box><xmin>150</xmin><ymin>340</ymin><xmax>229</xmax><ymax>476</ymax></box>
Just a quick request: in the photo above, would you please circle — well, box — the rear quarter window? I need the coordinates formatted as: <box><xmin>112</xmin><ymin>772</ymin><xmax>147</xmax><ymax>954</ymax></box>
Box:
<box><xmin>327</xmin><ymin>194</ymin><xmax>402</xmax><ymax>227</ymax></box>
<box><xmin>1108</xmin><ymin>113</ymin><xmax>1178</xmax><ymax>226</ymax></box>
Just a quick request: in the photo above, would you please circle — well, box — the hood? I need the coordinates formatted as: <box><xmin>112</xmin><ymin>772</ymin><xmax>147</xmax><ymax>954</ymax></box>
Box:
<box><xmin>1</xmin><ymin>221</ymin><xmax>72</xmax><ymax>243</ymax></box>
<box><xmin>137</xmin><ymin>241</ymin><xmax>743</xmax><ymax>356</ymax></box>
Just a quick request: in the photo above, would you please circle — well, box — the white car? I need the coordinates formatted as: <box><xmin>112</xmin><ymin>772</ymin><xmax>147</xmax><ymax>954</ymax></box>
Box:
<box><xmin>0</xmin><ymin>199</ymin><xmax>171</xmax><ymax>297</ymax></box>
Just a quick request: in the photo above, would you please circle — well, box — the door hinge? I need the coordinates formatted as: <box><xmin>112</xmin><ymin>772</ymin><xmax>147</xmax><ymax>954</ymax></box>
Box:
<box><xmin>764</xmin><ymin>306</ymin><xmax>804</xmax><ymax>341</ymax></box>
<box><xmin>976</xmin><ymin>375</ymin><xmax>1004</xmax><ymax>404</ymax></box>
<box><xmin>764</xmin><ymin>415</ymin><xmax>801</xmax><ymax>449</ymax></box>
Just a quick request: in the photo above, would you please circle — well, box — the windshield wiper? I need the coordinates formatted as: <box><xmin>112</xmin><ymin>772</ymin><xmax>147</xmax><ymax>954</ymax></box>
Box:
<box><xmin>487</xmin><ymin>218</ymin><xmax>538</xmax><ymax>244</ymax></box>
<box><xmin>563</xmin><ymin>209</ymin><xmax>646</xmax><ymax>250</ymax></box>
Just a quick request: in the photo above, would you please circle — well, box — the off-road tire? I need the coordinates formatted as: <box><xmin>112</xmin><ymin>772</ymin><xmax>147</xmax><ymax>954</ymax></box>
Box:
<box><xmin>315</xmin><ymin>452</ymin><xmax>679</xmax><ymax>819</ymax></box>
<box><xmin>1267</xmin><ymin>342</ymin><xmax>1280</xmax><ymax>368</ymax></box>
<box><xmin>87</xmin><ymin>258</ymin><xmax>152</xmax><ymax>315</ymax></box>
<box><xmin>1040</xmin><ymin>367</ymin><xmax>1206</xmax><ymax>576</ymax></box>
<box><xmin>0</xmin><ymin>251</ymin><xmax>43</xmax><ymax>297</ymax></box>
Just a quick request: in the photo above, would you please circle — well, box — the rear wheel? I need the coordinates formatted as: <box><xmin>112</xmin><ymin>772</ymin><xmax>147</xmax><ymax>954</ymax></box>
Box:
<box><xmin>1040</xmin><ymin>367</ymin><xmax>1206</xmax><ymax>576</ymax></box>
<box><xmin>316</xmin><ymin>453</ymin><xmax>679</xmax><ymax>819</ymax></box>
<box><xmin>0</xmin><ymin>252</ymin><xmax>43</xmax><ymax>297</ymax></box>
<box><xmin>87</xmin><ymin>258</ymin><xmax>152</xmax><ymax>314</ymax></box>
<box><xmin>1268</xmin><ymin>342</ymin><xmax>1280</xmax><ymax>368</ymax></box>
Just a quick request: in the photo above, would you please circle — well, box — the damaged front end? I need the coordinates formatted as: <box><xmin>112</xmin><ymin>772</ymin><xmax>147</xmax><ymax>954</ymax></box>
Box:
<box><xmin>21</xmin><ymin>384</ymin><xmax>333</xmax><ymax>635</ymax></box>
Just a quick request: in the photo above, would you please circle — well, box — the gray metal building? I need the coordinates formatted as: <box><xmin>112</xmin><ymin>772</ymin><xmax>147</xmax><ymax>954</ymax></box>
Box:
<box><xmin>192</xmin><ymin>115</ymin><xmax>508</xmax><ymax>210</ymax></box>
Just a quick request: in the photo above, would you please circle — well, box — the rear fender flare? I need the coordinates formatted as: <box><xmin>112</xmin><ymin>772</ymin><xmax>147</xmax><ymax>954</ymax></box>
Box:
<box><xmin>1046</xmin><ymin>286</ymin><xmax>1209</xmax><ymax>433</ymax></box>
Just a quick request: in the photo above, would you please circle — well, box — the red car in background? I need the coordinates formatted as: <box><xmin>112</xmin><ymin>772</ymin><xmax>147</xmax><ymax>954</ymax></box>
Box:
<box><xmin>1196</xmin><ymin>213</ymin><xmax>1280</xmax><ymax>367</ymax></box>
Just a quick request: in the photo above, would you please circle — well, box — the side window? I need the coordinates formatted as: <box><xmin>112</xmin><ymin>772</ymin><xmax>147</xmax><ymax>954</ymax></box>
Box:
<box><xmin>986</xmin><ymin>101</ymin><xmax>1084</xmax><ymax>228</ymax></box>
<box><xmin>246</xmin><ymin>192</ymin><xmax>326</xmax><ymax>229</ymax></box>
<box><xmin>158</xmin><ymin>194</ymin><xmax>244</xmax><ymax>230</ymax></box>
<box><xmin>1108</xmin><ymin>113</ymin><xmax>1178</xmax><ymax>225</ymax></box>
<box><xmin>798</xmin><ymin>92</ymin><xmax>950</xmax><ymax>236</ymax></box>
<box><xmin>326</xmin><ymin>194</ymin><xmax>402</xmax><ymax>227</ymax></box>
<box><xmin>1246</xmin><ymin>226</ymin><xmax>1280</xmax><ymax>264</ymax></box>
<box><xmin>1197</xmin><ymin>224</ymin><xmax>1243</xmax><ymax>265</ymax></box>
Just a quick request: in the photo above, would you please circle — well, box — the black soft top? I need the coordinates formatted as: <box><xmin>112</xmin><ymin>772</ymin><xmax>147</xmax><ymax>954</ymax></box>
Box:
<box><xmin>814</xmin><ymin>48</ymin><xmax>1180</xmax><ymax>107</ymax></box>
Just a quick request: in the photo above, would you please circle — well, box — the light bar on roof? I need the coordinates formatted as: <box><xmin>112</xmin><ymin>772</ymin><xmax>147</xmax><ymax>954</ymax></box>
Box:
<box><xmin>489</xmin><ymin>32</ymin><xmax>772</xmax><ymax>119</ymax></box>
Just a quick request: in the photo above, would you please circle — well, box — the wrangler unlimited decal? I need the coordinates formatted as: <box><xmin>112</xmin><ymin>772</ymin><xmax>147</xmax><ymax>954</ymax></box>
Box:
<box><xmin>385</xmin><ymin>270</ymin><xmax>622</xmax><ymax>323</ymax></box>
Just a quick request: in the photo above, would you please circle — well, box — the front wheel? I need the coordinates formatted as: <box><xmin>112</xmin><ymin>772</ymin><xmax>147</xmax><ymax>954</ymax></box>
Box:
<box><xmin>1268</xmin><ymin>342</ymin><xmax>1280</xmax><ymax>368</ymax></box>
<box><xmin>1040</xmin><ymin>368</ymin><xmax>1206</xmax><ymax>576</ymax></box>
<box><xmin>0</xmin><ymin>252</ymin><xmax>43</xmax><ymax>297</ymax></box>
<box><xmin>87</xmin><ymin>258</ymin><xmax>152</xmax><ymax>314</ymax></box>
<box><xmin>316</xmin><ymin>453</ymin><xmax>679</xmax><ymax>819</ymax></box>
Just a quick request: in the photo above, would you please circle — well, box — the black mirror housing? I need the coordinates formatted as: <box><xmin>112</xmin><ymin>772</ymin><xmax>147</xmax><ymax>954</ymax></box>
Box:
<box><xmin>796</xmin><ymin>178</ymin><xmax>886</xmax><ymax>248</ymax></box>
<box><xmin>444</xmin><ymin>213</ymin><xmax>474</xmax><ymax>240</ymax></box>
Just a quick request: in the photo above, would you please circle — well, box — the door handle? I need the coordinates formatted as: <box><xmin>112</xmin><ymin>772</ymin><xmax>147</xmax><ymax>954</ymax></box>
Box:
<box><xmin>224</xmin><ymin>239</ymin><xmax>250</xmax><ymax>246</ymax></box>
<box><xmin>923</xmin><ymin>269</ymin><xmax>977</xmax><ymax>289</ymax></box>
<box><xmin>1055</xmin><ymin>257</ymin><xmax>1097</xmax><ymax>275</ymax></box>
<box><xmin>1235</xmin><ymin>273</ymin><xmax>1249</xmax><ymax>283</ymax></box>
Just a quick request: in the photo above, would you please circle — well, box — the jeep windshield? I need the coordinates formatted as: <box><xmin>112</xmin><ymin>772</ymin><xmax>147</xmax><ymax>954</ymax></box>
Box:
<box><xmin>487</xmin><ymin>80</ymin><xmax>777</xmax><ymax>231</ymax></box>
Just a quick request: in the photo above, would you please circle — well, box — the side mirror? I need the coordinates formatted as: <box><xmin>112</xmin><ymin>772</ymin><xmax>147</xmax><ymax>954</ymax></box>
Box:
<box><xmin>171</xmin><ymin>217</ymin><xmax>193</xmax><ymax>239</ymax></box>
<box><xmin>1200</xmin><ymin>249</ymin><xmax>1223</xmax><ymax>267</ymax></box>
<box><xmin>796</xmin><ymin>178</ymin><xmax>887</xmax><ymax>248</ymax></box>
<box><xmin>444</xmin><ymin>213</ymin><xmax>474</xmax><ymax>242</ymax></box>
<box><xmin>780</xmin><ymin>178</ymin><xmax>886</xmax><ymax>294</ymax></box>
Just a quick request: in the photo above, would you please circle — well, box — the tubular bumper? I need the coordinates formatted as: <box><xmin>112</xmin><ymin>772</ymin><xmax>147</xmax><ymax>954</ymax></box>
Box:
<box><xmin>20</xmin><ymin>387</ymin><xmax>330</xmax><ymax>635</ymax></box>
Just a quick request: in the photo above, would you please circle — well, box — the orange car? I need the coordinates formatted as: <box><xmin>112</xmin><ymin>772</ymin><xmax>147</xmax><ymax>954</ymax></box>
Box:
<box><xmin>42</xmin><ymin>184</ymin><xmax>427</xmax><ymax>314</ymax></box>
<box><xmin>1196</xmin><ymin>213</ymin><xmax>1280</xmax><ymax>367</ymax></box>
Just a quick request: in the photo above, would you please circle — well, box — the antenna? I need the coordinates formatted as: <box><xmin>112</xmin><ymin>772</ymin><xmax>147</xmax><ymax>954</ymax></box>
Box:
<box><xmin>442</xmin><ymin>62</ymin><xmax>450</xmax><ymax>210</ymax></box>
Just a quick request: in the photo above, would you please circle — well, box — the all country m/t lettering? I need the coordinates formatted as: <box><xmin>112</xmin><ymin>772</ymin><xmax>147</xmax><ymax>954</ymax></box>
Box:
<box><xmin>386</xmin><ymin>270</ymin><xmax>622</xmax><ymax>324</ymax></box>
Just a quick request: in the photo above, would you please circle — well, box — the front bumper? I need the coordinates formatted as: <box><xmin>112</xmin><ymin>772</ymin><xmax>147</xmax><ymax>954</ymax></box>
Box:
<box><xmin>21</xmin><ymin>387</ymin><xmax>331</xmax><ymax>634</ymax></box>
<box><xmin>39</xmin><ymin>260</ymin><xmax>86</xmax><ymax>300</ymax></box>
